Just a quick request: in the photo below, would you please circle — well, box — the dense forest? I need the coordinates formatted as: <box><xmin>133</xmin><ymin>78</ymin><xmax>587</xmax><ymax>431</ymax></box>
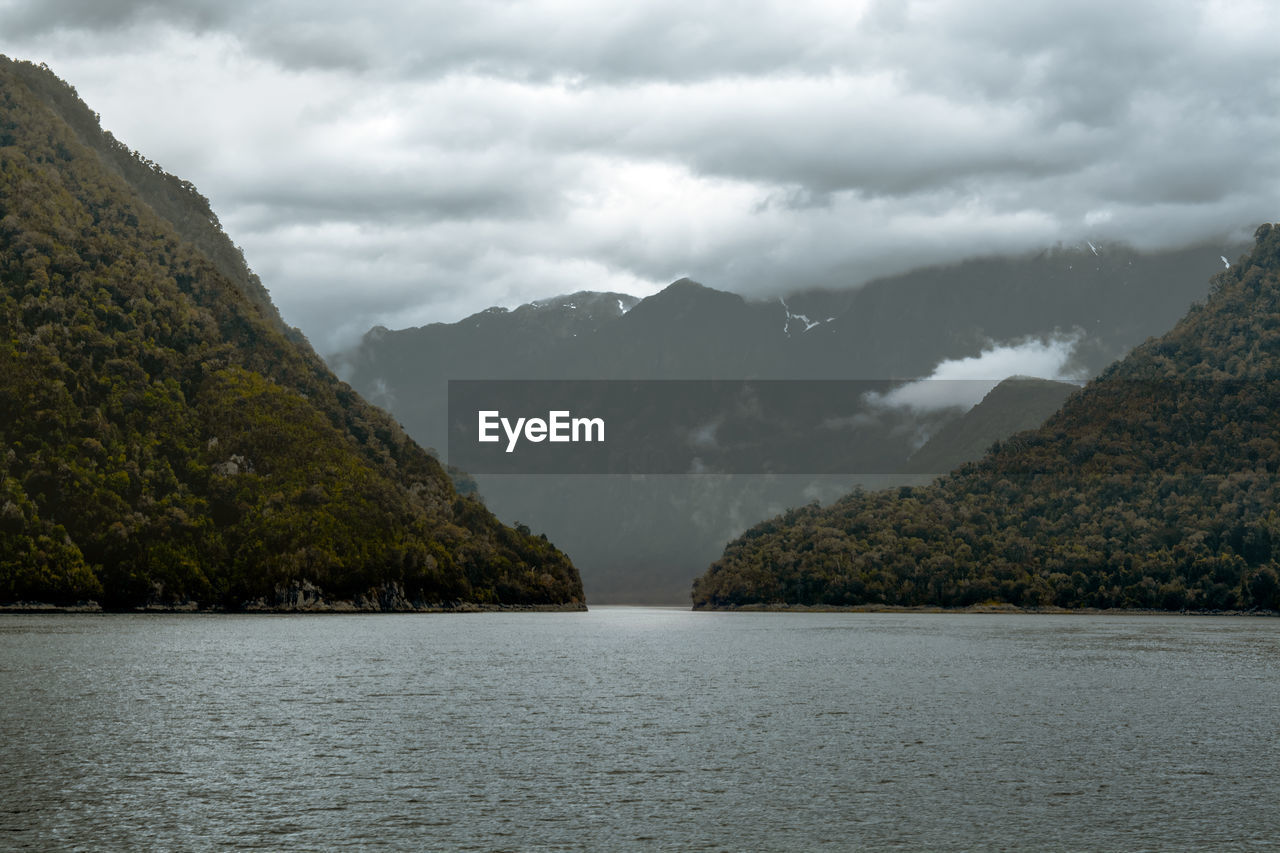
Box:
<box><xmin>0</xmin><ymin>57</ymin><xmax>584</xmax><ymax>609</ymax></box>
<box><xmin>693</xmin><ymin>224</ymin><xmax>1280</xmax><ymax>612</ymax></box>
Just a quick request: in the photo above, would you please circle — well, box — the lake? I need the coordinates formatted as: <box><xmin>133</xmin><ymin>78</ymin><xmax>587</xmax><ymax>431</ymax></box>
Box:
<box><xmin>1</xmin><ymin>608</ymin><xmax>1277</xmax><ymax>851</ymax></box>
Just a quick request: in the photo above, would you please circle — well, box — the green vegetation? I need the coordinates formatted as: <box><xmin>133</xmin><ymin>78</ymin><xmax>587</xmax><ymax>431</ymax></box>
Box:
<box><xmin>0</xmin><ymin>57</ymin><xmax>583</xmax><ymax>609</ymax></box>
<box><xmin>693</xmin><ymin>224</ymin><xmax>1280</xmax><ymax>612</ymax></box>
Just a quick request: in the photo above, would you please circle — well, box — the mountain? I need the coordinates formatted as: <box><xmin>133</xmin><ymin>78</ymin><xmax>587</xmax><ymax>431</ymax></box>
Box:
<box><xmin>778</xmin><ymin>242</ymin><xmax>1245</xmax><ymax>379</ymax></box>
<box><xmin>0</xmin><ymin>56</ymin><xmax>583</xmax><ymax>610</ymax></box>
<box><xmin>904</xmin><ymin>377</ymin><xmax>1079</xmax><ymax>475</ymax></box>
<box><xmin>692</xmin><ymin>225</ymin><xmax>1280</xmax><ymax>612</ymax></box>
<box><xmin>331</xmin><ymin>290</ymin><xmax>639</xmax><ymax>448</ymax></box>
<box><xmin>337</xmin><ymin>223</ymin><xmax>1245</xmax><ymax>603</ymax></box>
<box><xmin>343</xmin><ymin>241</ymin><xmax>1245</xmax><ymax>390</ymax></box>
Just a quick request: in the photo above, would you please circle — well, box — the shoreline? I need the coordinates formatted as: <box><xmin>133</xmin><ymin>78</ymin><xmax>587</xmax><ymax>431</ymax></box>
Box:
<box><xmin>0</xmin><ymin>579</ymin><xmax>588</xmax><ymax>614</ymax></box>
<box><xmin>0</xmin><ymin>601</ymin><xmax>589</xmax><ymax>615</ymax></box>
<box><xmin>5</xmin><ymin>601</ymin><xmax>1276</xmax><ymax>616</ymax></box>
<box><xmin>693</xmin><ymin>602</ymin><xmax>1278</xmax><ymax>616</ymax></box>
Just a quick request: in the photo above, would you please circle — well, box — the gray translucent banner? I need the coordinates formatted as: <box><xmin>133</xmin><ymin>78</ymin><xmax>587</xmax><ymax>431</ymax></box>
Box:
<box><xmin>447</xmin><ymin>378</ymin><xmax>1071</xmax><ymax>475</ymax></box>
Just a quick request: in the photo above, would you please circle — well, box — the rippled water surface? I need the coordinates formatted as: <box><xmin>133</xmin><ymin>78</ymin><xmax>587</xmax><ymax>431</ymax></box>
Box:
<box><xmin>2</xmin><ymin>608</ymin><xmax>1278</xmax><ymax>851</ymax></box>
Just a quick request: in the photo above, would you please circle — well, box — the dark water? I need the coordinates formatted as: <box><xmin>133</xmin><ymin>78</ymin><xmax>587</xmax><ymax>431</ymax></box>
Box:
<box><xmin>1</xmin><ymin>608</ymin><xmax>1278</xmax><ymax>851</ymax></box>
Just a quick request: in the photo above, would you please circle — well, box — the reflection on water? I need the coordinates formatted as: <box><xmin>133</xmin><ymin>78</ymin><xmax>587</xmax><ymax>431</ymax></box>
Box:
<box><xmin>2</xmin><ymin>609</ymin><xmax>1277</xmax><ymax>851</ymax></box>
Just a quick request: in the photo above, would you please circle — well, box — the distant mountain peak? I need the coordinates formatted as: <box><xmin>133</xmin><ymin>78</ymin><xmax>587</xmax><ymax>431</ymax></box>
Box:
<box><xmin>523</xmin><ymin>290</ymin><xmax>638</xmax><ymax>316</ymax></box>
<box><xmin>635</xmin><ymin>278</ymin><xmax>745</xmax><ymax>310</ymax></box>
<box><xmin>667</xmin><ymin>277</ymin><xmax>705</xmax><ymax>289</ymax></box>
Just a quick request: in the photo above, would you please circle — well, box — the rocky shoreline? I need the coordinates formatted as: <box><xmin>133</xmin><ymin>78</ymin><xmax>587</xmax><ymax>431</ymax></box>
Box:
<box><xmin>0</xmin><ymin>580</ymin><xmax>588</xmax><ymax>614</ymax></box>
<box><xmin>0</xmin><ymin>601</ymin><xmax>589</xmax><ymax>614</ymax></box>
<box><xmin>695</xmin><ymin>602</ymin><xmax>1277</xmax><ymax>616</ymax></box>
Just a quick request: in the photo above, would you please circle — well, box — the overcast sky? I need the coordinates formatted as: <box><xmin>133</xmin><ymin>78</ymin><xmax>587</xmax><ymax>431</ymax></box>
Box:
<box><xmin>1</xmin><ymin>0</ymin><xmax>1276</xmax><ymax>353</ymax></box>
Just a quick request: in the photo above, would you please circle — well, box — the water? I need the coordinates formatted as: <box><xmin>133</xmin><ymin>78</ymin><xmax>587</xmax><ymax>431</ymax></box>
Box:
<box><xmin>1</xmin><ymin>608</ymin><xmax>1277</xmax><ymax>851</ymax></box>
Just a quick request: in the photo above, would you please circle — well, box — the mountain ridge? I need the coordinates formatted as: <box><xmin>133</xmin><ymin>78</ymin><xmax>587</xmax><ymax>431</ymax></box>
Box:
<box><xmin>0</xmin><ymin>57</ymin><xmax>295</xmax><ymax>345</ymax></box>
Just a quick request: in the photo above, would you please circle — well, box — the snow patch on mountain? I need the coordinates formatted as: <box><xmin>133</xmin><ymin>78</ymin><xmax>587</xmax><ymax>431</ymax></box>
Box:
<box><xmin>778</xmin><ymin>298</ymin><xmax>823</xmax><ymax>336</ymax></box>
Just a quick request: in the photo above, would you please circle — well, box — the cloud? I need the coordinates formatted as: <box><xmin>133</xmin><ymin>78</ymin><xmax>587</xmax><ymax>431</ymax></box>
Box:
<box><xmin>0</xmin><ymin>0</ymin><xmax>230</xmax><ymax>37</ymax></box>
<box><xmin>866</xmin><ymin>333</ymin><xmax>1086</xmax><ymax>414</ymax></box>
<box><xmin>0</xmin><ymin>0</ymin><xmax>1276</xmax><ymax>353</ymax></box>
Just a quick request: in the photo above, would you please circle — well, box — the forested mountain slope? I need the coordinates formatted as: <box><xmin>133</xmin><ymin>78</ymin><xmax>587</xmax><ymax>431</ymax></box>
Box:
<box><xmin>693</xmin><ymin>225</ymin><xmax>1280</xmax><ymax>612</ymax></box>
<box><xmin>0</xmin><ymin>57</ymin><xmax>583</xmax><ymax>609</ymax></box>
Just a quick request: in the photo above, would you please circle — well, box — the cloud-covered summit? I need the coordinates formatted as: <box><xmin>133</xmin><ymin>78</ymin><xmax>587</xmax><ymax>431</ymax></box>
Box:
<box><xmin>2</xmin><ymin>0</ymin><xmax>1274</xmax><ymax>351</ymax></box>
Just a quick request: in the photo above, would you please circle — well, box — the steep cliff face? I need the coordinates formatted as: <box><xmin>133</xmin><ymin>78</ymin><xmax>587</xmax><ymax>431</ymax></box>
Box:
<box><xmin>0</xmin><ymin>57</ymin><xmax>583</xmax><ymax>609</ymax></box>
<box><xmin>693</xmin><ymin>225</ymin><xmax>1280</xmax><ymax>612</ymax></box>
